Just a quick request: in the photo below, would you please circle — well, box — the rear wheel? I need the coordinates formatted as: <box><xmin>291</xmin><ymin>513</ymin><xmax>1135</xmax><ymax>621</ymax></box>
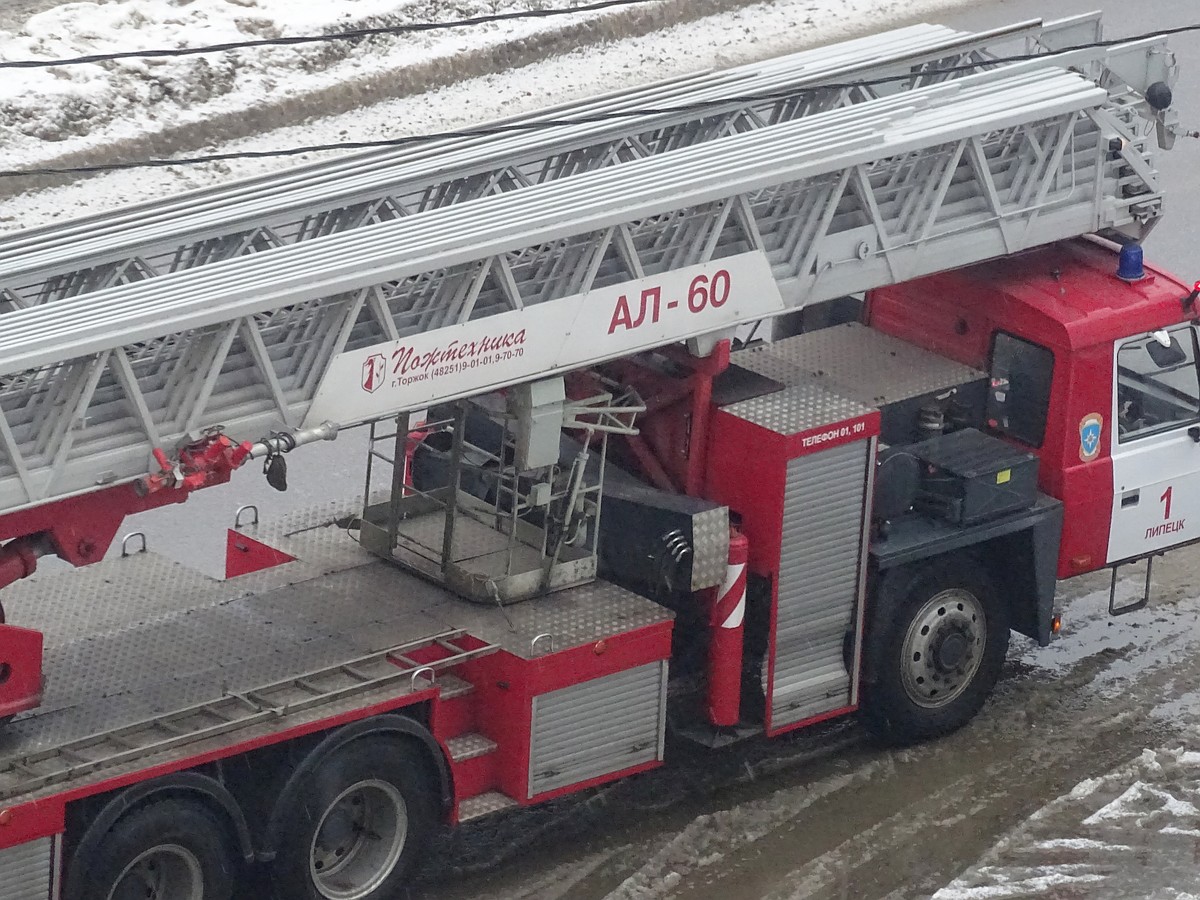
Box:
<box><xmin>269</xmin><ymin>737</ymin><xmax>436</xmax><ymax>900</ymax></box>
<box><xmin>862</xmin><ymin>556</ymin><xmax>1009</xmax><ymax>745</ymax></box>
<box><xmin>67</xmin><ymin>798</ymin><xmax>237</xmax><ymax>900</ymax></box>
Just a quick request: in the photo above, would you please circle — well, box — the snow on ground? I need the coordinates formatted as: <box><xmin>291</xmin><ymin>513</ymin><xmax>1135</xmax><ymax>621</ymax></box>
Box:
<box><xmin>0</xmin><ymin>0</ymin><xmax>626</xmax><ymax>149</ymax></box>
<box><xmin>918</xmin><ymin>584</ymin><xmax>1200</xmax><ymax>900</ymax></box>
<box><xmin>934</xmin><ymin>747</ymin><xmax>1200</xmax><ymax>900</ymax></box>
<box><xmin>1</xmin><ymin>0</ymin><xmax>978</xmax><ymax>230</ymax></box>
<box><xmin>1017</xmin><ymin>580</ymin><xmax>1200</xmax><ymax>709</ymax></box>
<box><xmin>607</xmin><ymin>764</ymin><xmax>879</xmax><ymax>900</ymax></box>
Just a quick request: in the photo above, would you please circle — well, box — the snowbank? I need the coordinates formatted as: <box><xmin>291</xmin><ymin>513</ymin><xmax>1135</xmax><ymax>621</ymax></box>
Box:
<box><xmin>0</xmin><ymin>0</ymin><xmax>979</xmax><ymax>213</ymax></box>
<box><xmin>0</xmin><ymin>0</ymin><xmax>769</xmax><ymax>183</ymax></box>
<box><xmin>0</xmin><ymin>0</ymin><xmax>624</xmax><ymax>144</ymax></box>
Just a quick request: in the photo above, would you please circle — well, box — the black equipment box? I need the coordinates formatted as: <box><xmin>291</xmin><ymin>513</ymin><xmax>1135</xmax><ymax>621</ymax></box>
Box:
<box><xmin>908</xmin><ymin>428</ymin><xmax>1039</xmax><ymax>526</ymax></box>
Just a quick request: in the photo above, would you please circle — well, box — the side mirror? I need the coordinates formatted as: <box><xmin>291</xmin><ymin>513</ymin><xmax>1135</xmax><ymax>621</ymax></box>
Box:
<box><xmin>1147</xmin><ymin>335</ymin><xmax>1187</xmax><ymax>368</ymax></box>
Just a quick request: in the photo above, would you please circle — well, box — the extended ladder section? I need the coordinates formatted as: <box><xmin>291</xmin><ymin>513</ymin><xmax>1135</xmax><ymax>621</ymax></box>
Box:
<box><xmin>0</xmin><ymin>630</ymin><xmax>495</xmax><ymax>801</ymax></box>
<box><xmin>0</xmin><ymin>14</ymin><xmax>1109</xmax><ymax>309</ymax></box>
<box><xmin>0</xmin><ymin>30</ymin><xmax>1178</xmax><ymax>516</ymax></box>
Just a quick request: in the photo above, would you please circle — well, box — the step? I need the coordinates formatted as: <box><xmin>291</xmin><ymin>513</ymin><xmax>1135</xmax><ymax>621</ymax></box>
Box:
<box><xmin>437</xmin><ymin>673</ymin><xmax>475</xmax><ymax>701</ymax></box>
<box><xmin>458</xmin><ymin>790</ymin><xmax>518</xmax><ymax>823</ymax></box>
<box><xmin>446</xmin><ymin>732</ymin><xmax>497</xmax><ymax>762</ymax></box>
<box><xmin>432</xmin><ymin>674</ymin><xmax>478</xmax><ymax>740</ymax></box>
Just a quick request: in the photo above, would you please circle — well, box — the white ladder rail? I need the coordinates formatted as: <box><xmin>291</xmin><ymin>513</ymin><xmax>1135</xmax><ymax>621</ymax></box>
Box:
<box><xmin>0</xmin><ymin>18</ymin><xmax>1086</xmax><ymax>309</ymax></box>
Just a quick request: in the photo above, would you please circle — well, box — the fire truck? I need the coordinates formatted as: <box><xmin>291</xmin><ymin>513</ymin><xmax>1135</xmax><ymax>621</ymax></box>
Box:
<box><xmin>0</xmin><ymin>12</ymin><xmax>1190</xmax><ymax>899</ymax></box>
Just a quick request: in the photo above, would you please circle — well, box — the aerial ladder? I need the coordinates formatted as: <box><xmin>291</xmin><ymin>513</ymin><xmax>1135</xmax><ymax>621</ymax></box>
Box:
<box><xmin>0</xmin><ymin>13</ymin><xmax>1116</xmax><ymax>309</ymax></box>
<box><xmin>0</xmin><ymin>17</ymin><xmax>1180</xmax><ymax>721</ymax></box>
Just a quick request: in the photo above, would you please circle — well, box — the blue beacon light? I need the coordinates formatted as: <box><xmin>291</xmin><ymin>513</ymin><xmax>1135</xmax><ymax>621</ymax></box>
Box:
<box><xmin>1117</xmin><ymin>243</ymin><xmax>1145</xmax><ymax>282</ymax></box>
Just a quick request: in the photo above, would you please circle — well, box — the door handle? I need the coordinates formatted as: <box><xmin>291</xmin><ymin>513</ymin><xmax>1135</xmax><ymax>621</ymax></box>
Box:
<box><xmin>1122</xmin><ymin>490</ymin><xmax>1140</xmax><ymax>508</ymax></box>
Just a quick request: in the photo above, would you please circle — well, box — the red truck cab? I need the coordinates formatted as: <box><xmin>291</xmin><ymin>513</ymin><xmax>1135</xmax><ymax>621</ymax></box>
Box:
<box><xmin>869</xmin><ymin>236</ymin><xmax>1200</xmax><ymax>579</ymax></box>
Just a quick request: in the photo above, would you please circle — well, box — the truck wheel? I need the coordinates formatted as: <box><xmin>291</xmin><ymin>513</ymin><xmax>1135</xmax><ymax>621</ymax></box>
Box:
<box><xmin>67</xmin><ymin>798</ymin><xmax>236</xmax><ymax>900</ymax></box>
<box><xmin>269</xmin><ymin>737</ymin><xmax>436</xmax><ymax>900</ymax></box>
<box><xmin>862</xmin><ymin>556</ymin><xmax>1009</xmax><ymax>745</ymax></box>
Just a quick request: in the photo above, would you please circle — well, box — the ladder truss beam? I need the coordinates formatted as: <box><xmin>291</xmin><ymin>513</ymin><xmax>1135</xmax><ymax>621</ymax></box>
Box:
<box><xmin>0</xmin><ymin>32</ymin><xmax>1176</xmax><ymax>518</ymax></box>
<box><xmin>0</xmin><ymin>16</ymin><xmax>1098</xmax><ymax>308</ymax></box>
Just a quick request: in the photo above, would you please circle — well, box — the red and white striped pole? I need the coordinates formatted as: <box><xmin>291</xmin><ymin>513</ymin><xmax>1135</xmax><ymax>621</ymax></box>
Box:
<box><xmin>707</xmin><ymin>530</ymin><xmax>748</xmax><ymax>728</ymax></box>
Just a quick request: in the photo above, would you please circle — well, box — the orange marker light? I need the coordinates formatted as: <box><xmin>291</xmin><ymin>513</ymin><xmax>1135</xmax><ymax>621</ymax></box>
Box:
<box><xmin>1051</xmin><ymin>615</ymin><xmax>1063</xmax><ymax>635</ymax></box>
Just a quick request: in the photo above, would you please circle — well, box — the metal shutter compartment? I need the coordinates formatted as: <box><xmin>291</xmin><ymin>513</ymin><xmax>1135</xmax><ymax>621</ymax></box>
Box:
<box><xmin>528</xmin><ymin>661</ymin><xmax>666</xmax><ymax>798</ymax></box>
<box><xmin>770</xmin><ymin>440</ymin><xmax>870</xmax><ymax>728</ymax></box>
<box><xmin>0</xmin><ymin>836</ymin><xmax>54</xmax><ymax>900</ymax></box>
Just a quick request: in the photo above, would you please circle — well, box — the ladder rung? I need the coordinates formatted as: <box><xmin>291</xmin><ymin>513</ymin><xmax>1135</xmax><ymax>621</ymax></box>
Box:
<box><xmin>291</xmin><ymin>678</ymin><xmax>327</xmax><ymax>696</ymax></box>
<box><xmin>103</xmin><ymin>732</ymin><xmax>141</xmax><ymax>750</ymax></box>
<box><xmin>196</xmin><ymin>706</ymin><xmax>237</xmax><ymax>724</ymax></box>
<box><xmin>435</xmin><ymin>636</ymin><xmax>472</xmax><ymax>656</ymax></box>
<box><xmin>239</xmin><ymin>692</ymin><xmax>271</xmax><ymax>710</ymax></box>
<box><xmin>339</xmin><ymin>664</ymin><xmax>373</xmax><ymax>682</ymax></box>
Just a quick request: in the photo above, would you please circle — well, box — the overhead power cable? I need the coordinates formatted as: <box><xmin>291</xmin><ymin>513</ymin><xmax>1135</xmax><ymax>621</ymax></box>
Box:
<box><xmin>0</xmin><ymin>0</ymin><xmax>663</xmax><ymax>69</ymax></box>
<box><xmin>1</xmin><ymin>22</ymin><xmax>1198</xmax><ymax>180</ymax></box>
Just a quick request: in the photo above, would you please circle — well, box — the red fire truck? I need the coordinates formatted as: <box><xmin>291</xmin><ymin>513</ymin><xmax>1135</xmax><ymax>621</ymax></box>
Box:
<box><xmin>0</xmin><ymin>14</ymin><xmax>1190</xmax><ymax>899</ymax></box>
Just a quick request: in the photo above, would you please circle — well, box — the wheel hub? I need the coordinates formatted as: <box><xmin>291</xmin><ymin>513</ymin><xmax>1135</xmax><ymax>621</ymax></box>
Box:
<box><xmin>900</xmin><ymin>588</ymin><xmax>986</xmax><ymax>710</ymax></box>
<box><xmin>933</xmin><ymin>628</ymin><xmax>969</xmax><ymax>670</ymax></box>
<box><xmin>107</xmin><ymin>845</ymin><xmax>203</xmax><ymax>900</ymax></box>
<box><xmin>309</xmin><ymin>778</ymin><xmax>408</xmax><ymax>900</ymax></box>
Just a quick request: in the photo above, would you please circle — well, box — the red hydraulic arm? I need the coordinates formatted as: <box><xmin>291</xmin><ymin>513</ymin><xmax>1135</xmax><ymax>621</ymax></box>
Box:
<box><xmin>566</xmin><ymin>340</ymin><xmax>731</xmax><ymax>497</ymax></box>
<box><xmin>0</xmin><ymin>422</ymin><xmax>338</xmax><ymax>721</ymax></box>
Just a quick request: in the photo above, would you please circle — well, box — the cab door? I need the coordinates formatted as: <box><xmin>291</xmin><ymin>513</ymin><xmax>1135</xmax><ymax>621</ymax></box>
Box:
<box><xmin>1108</xmin><ymin>323</ymin><xmax>1200</xmax><ymax>563</ymax></box>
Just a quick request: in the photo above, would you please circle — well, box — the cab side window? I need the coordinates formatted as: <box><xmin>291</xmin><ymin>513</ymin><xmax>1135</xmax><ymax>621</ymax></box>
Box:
<box><xmin>987</xmin><ymin>332</ymin><xmax>1054</xmax><ymax>447</ymax></box>
<box><xmin>1116</xmin><ymin>326</ymin><xmax>1200</xmax><ymax>441</ymax></box>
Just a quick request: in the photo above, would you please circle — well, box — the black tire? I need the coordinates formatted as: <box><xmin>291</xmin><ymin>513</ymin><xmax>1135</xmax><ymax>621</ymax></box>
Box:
<box><xmin>66</xmin><ymin>798</ymin><xmax>237</xmax><ymax>900</ymax></box>
<box><xmin>862</xmin><ymin>556</ymin><xmax>1009</xmax><ymax>745</ymax></box>
<box><xmin>268</xmin><ymin>737</ymin><xmax>437</xmax><ymax>900</ymax></box>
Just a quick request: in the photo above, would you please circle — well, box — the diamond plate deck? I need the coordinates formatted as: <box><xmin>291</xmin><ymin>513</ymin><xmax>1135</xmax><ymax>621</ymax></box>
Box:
<box><xmin>225</xmin><ymin>497</ymin><xmax>378</xmax><ymax>591</ymax></box>
<box><xmin>421</xmin><ymin>578</ymin><xmax>670</xmax><ymax>661</ymax></box>
<box><xmin>742</xmin><ymin>323</ymin><xmax>986</xmax><ymax>407</ymax></box>
<box><xmin>719</xmin><ymin>381</ymin><xmax>872</xmax><ymax>438</ymax></box>
<box><xmin>446</xmin><ymin>733</ymin><xmax>497</xmax><ymax>761</ymax></box>
<box><xmin>458</xmin><ymin>790</ymin><xmax>518</xmax><ymax>822</ymax></box>
<box><xmin>0</xmin><ymin>503</ymin><xmax>671</xmax><ymax>803</ymax></box>
<box><xmin>392</xmin><ymin>509</ymin><xmax>548</xmax><ymax>578</ymax></box>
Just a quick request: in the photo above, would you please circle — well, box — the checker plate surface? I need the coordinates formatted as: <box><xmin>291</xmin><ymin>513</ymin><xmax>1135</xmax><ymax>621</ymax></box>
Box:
<box><xmin>720</xmin><ymin>382</ymin><xmax>871</xmax><ymax>437</ymax></box>
<box><xmin>0</xmin><ymin>501</ymin><xmax>670</xmax><ymax>788</ymax></box>
<box><xmin>737</xmin><ymin>323</ymin><xmax>984</xmax><ymax>406</ymax></box>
